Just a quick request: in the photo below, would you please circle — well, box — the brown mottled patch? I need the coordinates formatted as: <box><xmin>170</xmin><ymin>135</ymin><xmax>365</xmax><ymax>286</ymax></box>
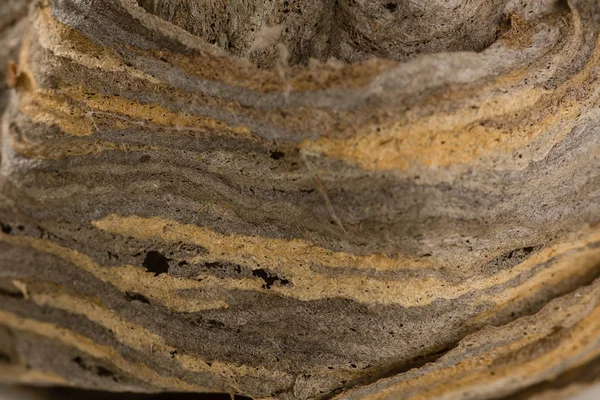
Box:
<box><xmin>500</xmin><ymin>14</ymin><xmax>535</xmax><ymax>50</ymax></box>
<box><xmin>6</xmin><ymin>61</ymin><xmax>18</xmax><ymax>89</ymax></box>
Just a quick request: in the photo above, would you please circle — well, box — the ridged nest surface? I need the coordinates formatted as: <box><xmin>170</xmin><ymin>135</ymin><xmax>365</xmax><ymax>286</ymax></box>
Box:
<box><xmin>0</xmin><ymin>0</ymin><xmax>600</xmax><ymax>399</ymax></box>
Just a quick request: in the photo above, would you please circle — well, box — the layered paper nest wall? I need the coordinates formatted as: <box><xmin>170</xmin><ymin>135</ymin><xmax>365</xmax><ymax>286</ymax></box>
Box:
<box><xmin>1</xmin><ymin>0</ymin><xmax>600</xmax><ymax>399</ymax></box>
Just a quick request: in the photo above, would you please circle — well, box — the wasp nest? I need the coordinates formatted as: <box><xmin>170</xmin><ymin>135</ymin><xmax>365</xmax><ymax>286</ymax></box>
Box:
<box><xmin>1</xmin><ymin>0</ymin><xmax>599</xmax><ymax>399</ymax></box>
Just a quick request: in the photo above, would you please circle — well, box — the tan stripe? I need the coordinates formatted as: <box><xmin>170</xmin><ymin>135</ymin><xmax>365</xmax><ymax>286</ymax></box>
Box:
<box><xmin>0</xmin><ymin>309</ymin><xmax>210</xmax><ymax>392</ymax></box>
<box><xmin>93</xmin><ymin>215</ymin><xmax>600</xmax><ymax>307</ymax></box>
<box><xmin>2</xmin><ymin>222</ymin><xmax>597</xmax><ymax>312</ymax></box>
<box><xmin>0</xmin><ymin>365</ymin><xmax>70</xmax><ymax>386</ymax></box>
<box><xmin>17</xmin><ymin>6</ymin><xmax>254</xmax><ymax>140</ymax></box>
<box><xmin>350</xmin><ymin>290</ymin><xmax>600</xmax><ymax>400</ymax></box>
<box><xmin>35</xmin><ymin>6</ymin><xmax>161</xmax><ymax>84</ymax></box>
<box><xmin>22</xmin><ymin>284</ymin><xmax>289</xmax><ymax>386</ymax></box>
<box><xmin>301</xmin><ymin>19</ymin><xmax>597</xmax><ymax>172</ymax></box>
<box><xmin>60</xmin><ymin>85</ymin><xmax>255</xmax><ymax>139</ymax></box>
<box><xmin>0</xmin><ymin>234</ymin><xmax>230</xmax><ymax>312</ymax></box>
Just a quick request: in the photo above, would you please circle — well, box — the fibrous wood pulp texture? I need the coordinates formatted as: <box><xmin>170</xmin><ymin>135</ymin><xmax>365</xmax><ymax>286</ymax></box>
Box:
<box><xmin>0</xmin><ymin>0</ymin><xmax>600</xmax><ymax>399</ymax></box>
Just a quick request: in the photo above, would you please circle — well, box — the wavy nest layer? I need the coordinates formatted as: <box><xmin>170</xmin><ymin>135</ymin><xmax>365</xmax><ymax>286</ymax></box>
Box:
<box><xmin>0</xmin><ymin>0</ymin><xmax>599</xmax><ymax>399</ymax></box>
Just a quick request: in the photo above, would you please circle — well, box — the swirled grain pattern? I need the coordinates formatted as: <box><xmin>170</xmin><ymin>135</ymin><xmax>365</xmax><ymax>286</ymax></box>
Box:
<box><xmin>0</xmin><ymin>0</ymin><xmax>599</xmax><ymax>399</ymax></box>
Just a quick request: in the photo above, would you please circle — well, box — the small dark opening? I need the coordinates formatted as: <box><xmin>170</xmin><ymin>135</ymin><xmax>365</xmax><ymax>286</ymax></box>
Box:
<box><xmin>0</xmin><ymin>287</ymin><xmax>24</xmax><ymax>299</ymax></box>
<box><xmin>95</xmin><ymin>366</ymin><xmax>116</xmax><ymax>378</ymax></box>
<box><xmin>384</xmin><ymin>2</ymin><xmax>398</xmax><ymax>11</ymax></box>
<box><xmin>142</xmin><ymin>251</ymin><xmax>171</xmax><ymax>276</ymax></box>
<box><xmin>72</xmin><ymin>356</ymin><xmax>84</xmax><ymax>367</ymax></box>
<box><xmin>0</xmin><ymin>352</ymin><xmax>12</xmax><ymax>364</ymax></box>
<box><xmin>252</xmin><ymin>268</ymin><xmax>290</xmax><ymax>289</ymax></box>
<box><xmin>270</xmin><ymin>151</ymin><xmax>285</xmax><ymax>160</ymax></box>
<box><xmin>0</xmin><ymin>222</ymin><xmax>12</xmax><ymax>234</ymax></box>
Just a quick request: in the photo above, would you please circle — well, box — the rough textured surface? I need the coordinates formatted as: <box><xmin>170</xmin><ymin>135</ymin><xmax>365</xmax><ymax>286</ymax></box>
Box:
<box><xmin>0</xmin><ymin>0</ymin><xmax>599</xmax><ymax>399</ymax></box>
<box><xmin>135</xmin><ymin>0</ymin><xmax>512</xmax><ymax>68</ymax></box>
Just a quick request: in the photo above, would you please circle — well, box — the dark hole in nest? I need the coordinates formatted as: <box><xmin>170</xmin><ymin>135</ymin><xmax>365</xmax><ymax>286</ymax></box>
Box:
<box><xmin>0</xmin><ymin>352</ymin><xmax>12</xmax><ymax>364</ymax></box>
<box><xmin>252</xmin><ymin>268</ymin><xmax>290</xmax><ymax>289</ymax></box>
<box><xmin>95</xmin><ymin>366</ymin><xmax>116</xmax><ymax>378</ymax></box>
<box><xmin>72</xmin><ymin>356</ymin><xmax>84</xmax><ymax>367</ymax></box>
<box><xmin>384</xmin><ymin>2</ymin><xmax>398</xmax><ymax>12</ymax></box>
<box><xmin>72</xmin><ymin>357</ymin><xmax>118</xmax><ymax>381</ymax></box>
<box><xmin>0</xmin><ymin>222</ymin><xmax>12</xmax><ymax>234</ymax></box>
<box><xmin>0</xmin><ymin>287</ymin><xmax>24</xmax><ymax>299</ymax></box>
<box><xmin>270</xmin><ymin>151</ymin><xmax>285</xmax><ymax>160</ymax></box>
<box><xmin>142</xmin><ymin>251</ymin><xmax>171</xmax><ymax>276</ymax></box>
